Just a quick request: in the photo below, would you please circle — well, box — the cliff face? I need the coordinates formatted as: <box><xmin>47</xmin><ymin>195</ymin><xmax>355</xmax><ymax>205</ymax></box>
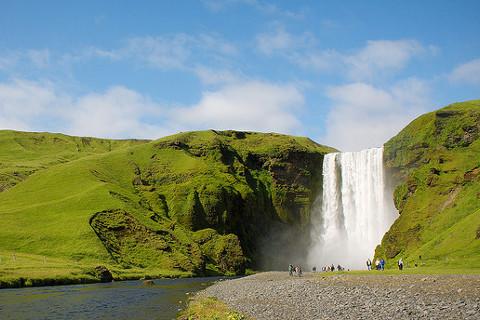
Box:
<box><xmin>130</xmin><ymin>130</ymin><xmax>335</xmax><ymax>271</ymax></box>
<box><xmin>0</xmin><ymin>129</ymin><xmax>334</xmax><ymax>279</ymax></box>
<box><xmin>376</xmin><ymin>100</ymin><xmax>480</xmax><ymax>267</ymax></box>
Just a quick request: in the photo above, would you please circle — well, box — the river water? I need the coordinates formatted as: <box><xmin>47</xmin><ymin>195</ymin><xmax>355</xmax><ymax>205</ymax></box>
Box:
<box><xmin>0</xmin><ymin>277</ymin><xmax>224</xmax><ymax>320</ymax></box>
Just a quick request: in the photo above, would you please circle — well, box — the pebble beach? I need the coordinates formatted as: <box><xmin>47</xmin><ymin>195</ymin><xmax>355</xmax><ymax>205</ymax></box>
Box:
<box><xmin>196</xmin><ymin>271</ymin><xmax>480</xmax><ymax>320</ymax></box>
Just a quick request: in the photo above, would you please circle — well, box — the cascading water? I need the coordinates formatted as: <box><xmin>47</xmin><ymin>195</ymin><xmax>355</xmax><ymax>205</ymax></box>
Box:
<box><xmin>307</xmin><ymin>147</ymin><xmax>398</xmax><ymax>269</ymax></box>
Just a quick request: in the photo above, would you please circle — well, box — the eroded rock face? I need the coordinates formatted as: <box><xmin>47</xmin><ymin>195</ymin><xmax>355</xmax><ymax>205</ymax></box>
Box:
<box><xmin>126</xmin><ymin>130</ymin><xmax>334</xmax><ymax>270</ymax></box>
<box><xmin>90</xmin><ymin>209</ymin><xmax>205</xmax><ymax>274</ymax></box>
<box><xmin>194</xmin><ymin>229</ymin><xmax>246</xmax><ymax>275</ymax></box>
<box><xmin>90</xmin><ymin>209</ymin><xmax>246</xmax><ymax>275</ymax></box>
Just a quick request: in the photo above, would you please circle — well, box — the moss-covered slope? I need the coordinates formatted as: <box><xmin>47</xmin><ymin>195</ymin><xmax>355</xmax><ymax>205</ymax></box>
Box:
<box><xmin>0</xmin><ymin>130</ymin><xmax>147</xmax><ymax>192</ymax></box>
<box><xmin>0</xmin><ymin>129</ymin><xmax>334</xmax><ymax>285</ymax></box>
<box><xmin>376</xmin><ymin>100</ymin><xmax>480</xmax><ymax>268</ymax></box>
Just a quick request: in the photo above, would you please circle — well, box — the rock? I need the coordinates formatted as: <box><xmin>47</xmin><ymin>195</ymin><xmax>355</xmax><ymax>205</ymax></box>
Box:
<box><xmin>93</xmin><ymin>266</ymin><xmax>113</xmax><ymax>282</ymax></box>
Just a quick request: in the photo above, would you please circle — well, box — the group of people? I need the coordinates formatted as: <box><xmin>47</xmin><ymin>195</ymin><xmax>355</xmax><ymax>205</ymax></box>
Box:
<box><xmin>291</xmin><ymin>264</ymin><xmax>345</xmax><ymax>273</ymax></box>
<box><xmin>289</xmin><ymin>257</ymin><xmax>405</xmax><ymax>275</ymax></box>
<box><xmin>366</xmin><ymin>258</ymin><xmax>404</xmax><ymax>270</ymax></box>
<box><xmin>320</xmin><ymin>264</ymin><xmax>344</xmax><ymax>272</ymax></box>
<box><xmin>366</xmin><ymin>258</ymin><xmax>385</xmax><ymax>270</ymax></box>
<box><xmin>288</xmin><ymin>264</ymin><xmax>303</xmax><ymax>277</ymax></box>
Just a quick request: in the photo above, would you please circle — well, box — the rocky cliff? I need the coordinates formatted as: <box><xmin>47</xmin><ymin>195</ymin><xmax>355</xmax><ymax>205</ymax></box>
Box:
<box><xmin>376</xmin><ymin>100</ymin><xmax>480</xmax><ymax>267</ymax></box>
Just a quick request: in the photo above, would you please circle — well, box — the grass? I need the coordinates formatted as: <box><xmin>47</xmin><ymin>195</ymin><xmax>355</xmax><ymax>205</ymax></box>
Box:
<box><xmin>0</xmin><ymin>129</ymin><xmax>333</xmax><ymax>286</ymax></box>
<box><xmin>178</xmin><ymin>296</ymin><xmax>249</xmax><ymax>320</ymax></box>
<box><xmin>377</xmin><ymin>100</ymin><xmax>480</xmax><ymax>268</ymax></box>
<box><xmin>317</xmin><ymin>267</ymin><xmax>480</xmax><ymax>277</ymax></box>
<box><xmin>0</xmin><ymin>249</ymin><xmax>191</xmax><ymax>288</ymax></box>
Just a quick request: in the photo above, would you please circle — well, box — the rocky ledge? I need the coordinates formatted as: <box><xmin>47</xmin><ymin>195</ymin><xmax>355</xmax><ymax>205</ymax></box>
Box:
<box><xmin>196</xmin><ymin>272</ymin><xmax>480</xmax><ymax>319</ymax></box>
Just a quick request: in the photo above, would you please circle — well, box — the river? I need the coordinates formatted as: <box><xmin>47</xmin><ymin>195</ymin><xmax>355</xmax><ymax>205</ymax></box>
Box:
<box><xmin>0</xmin><ymin>277</ymin><xmax>225</xmax><ymax>320</ymax></box>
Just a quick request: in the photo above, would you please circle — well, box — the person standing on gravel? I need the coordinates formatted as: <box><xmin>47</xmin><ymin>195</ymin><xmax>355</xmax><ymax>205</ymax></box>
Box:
<box><xmin>380</xmin><ymin>258</ymin><xmax>385</xmax><ymax>270</ymax></box>
<box><xmin>366</xmin><ymin>259</ymin><xmax>372</xmax><ymax>270</ymax></box>
<box><xmin>398</xmin><ymin>258</ymin><xmax>403</xmax><ymax>271</ymax></box>
<box><xmin>288</xmin><ymin>264</ymin><xmax>293</xmax><ymax>276</ymax></box>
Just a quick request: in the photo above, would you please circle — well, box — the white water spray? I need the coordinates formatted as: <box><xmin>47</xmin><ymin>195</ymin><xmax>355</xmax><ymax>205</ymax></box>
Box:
<box><xmin>307</xmin><ymin>147</ymin><xmax>398</xmax><ymax>269</ymax></box>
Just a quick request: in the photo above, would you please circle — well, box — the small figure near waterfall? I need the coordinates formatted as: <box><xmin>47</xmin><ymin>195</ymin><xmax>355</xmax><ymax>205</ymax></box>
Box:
<box><xmin>288</xmin><ymin>264</ymin><xmax>294</xmax><ymax>276</ymax></box>
<box><xmin>366</xmin><ymin>258</ymin><xmax>372</xmax><ymax>271</ymax></box>
<box><xmin>398</xmin><ymin>258</ymin><xmax>403</xmax><ymax>271</ymax></box>
<box><xmin>312</xmin><ymin>266</ymin><xmax>316</xmax><ymax>272</ymax></box>
<box><xmin>375</xmin><ymin>259</ymin><xmax>381</xmax><ymax>270</ymax></box>
<box><xmin>380</xmin><ymin>258</ymin><xmax>385</xmax><ymax>271</ymax></box>
<box><xmin>294</xmin><ymin>265</ymin><xmax>302</xmax><ymax>277</ymax></box>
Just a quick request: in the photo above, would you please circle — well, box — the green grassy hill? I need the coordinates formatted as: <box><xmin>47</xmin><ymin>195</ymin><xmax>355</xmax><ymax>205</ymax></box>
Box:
<box><xmin>376</xmin><ymin>100</ymin><xmax>480</xmax><ymax>268</ymax></box>
<box><xmin>0</xmin><ymin>130</ymin><xmax>147</xmax><ymax>192</ymax></box>
<box><xmin>0</xmin><ymin>129</ymin><xmax>334</xmax><ymax>287</ymax></box>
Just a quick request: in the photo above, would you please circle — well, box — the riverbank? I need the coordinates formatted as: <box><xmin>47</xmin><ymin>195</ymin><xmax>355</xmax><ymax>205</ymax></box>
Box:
<box><xmin>0</xmin><ymin>250</ymin><xmax>194</xmax><ymax>289</ymax></box>
<box><xmin>185</xmin><ymin>271</ymin><xmax>480</xmax><ymax>319</ymax></box>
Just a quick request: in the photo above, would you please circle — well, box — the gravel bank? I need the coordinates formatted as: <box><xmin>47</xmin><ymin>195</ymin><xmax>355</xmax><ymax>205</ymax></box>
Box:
<box><xmin>197</xmin><ymin>272</ymin><xmax>480</xmax><ymax>320</ymax></box>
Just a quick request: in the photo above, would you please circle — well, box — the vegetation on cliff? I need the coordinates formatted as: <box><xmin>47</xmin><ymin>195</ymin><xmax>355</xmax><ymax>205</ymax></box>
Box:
<box><xmin>376</xmin><ymin>100</ymin><xmax>480</xmax><ymax>268</ymax></box>
<box><xmin>0</xmin><ymin>129</ymin><xmax>334</xmax><ymax>287</ymax></box>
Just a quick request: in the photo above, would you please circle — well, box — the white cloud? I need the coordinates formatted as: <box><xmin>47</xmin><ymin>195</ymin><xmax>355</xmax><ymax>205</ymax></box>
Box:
<box><xmin>118</xmin><ymin>34</ymin><xmax>237</xmax><ymax>70</ymax></box>
<box><xmin>0</xmin><ymin>50</ymin><xmax>52</xmax><ymax>72</ymax></box>
<box><xmin>345</xmin><ymin>40</ymin><xmax>425</xmax><ymax>81</ymax></box>
<box><xmin>0</xmin><ymin>78</ymin><xmax>303</xmax><ymax>139</ymax></box>
<box><xmin>256</xmin><ymin>28</ymin><xmax>295</xmax><ymax>55</ymax></box>
<box><xmin>27</xmin><ymin>49</ymin><xmax>51</xmax><ymax>68</ymax></box>
<box><xmin>449</xmin><ymin>58</ymin><xmax>480</xmax><ymax>85</ymax></box>
<box><xmin>0</xmin><ymin>79</ymin><xmax>167</xmax><ymax>139</ymax></box>
<box><xmin>288</xmin><ymin>39</ymin><xmax>430</xmax><ymax>80</ymax></box>
<box><xmin>63</xmin><ymin>33</ymin><xmax>238</xmax><ymax>79</ymax></box>
<box><xmin>65</xmin><ymin>86</ymin><xmax>167</xmax><ymax>139</ymax></box>
<box><xmin>0</xmin><ymin>79</ymin><xmax>66</xmax><ymax>131</ymax></box>
<box><xmin>0</xmin><ymin>54</ymin><xmax>19</xmax><ymax>71</ymax></box>
<box><xmin>170</xmin><ymin>80</ymin><xmax>303</xmax><ymax>133</ymax></box>
<box><xmin>197</xmin><ymin>34</ymin><xmax>238</xmax><ymax>56</ymax></box>
<box><xmin>194</xmin><ymin>66</ymin><xmax>241</xmax><ymax>85</ymax></box>
<box><xmin>79</xmin><ymin>47</ymin><xmax>121</xmax><ymax>60</ymax></box>
<box><xmin>320</xmin><ymin>79</ymin><xmax>430</xmax><ymax>151</ymax></box>
<box><xmin>256</xmin><ymin>27</ymin><xmax>314</xmax><ymax>56</ymax></box>
<box><xmin>291</xmin><ymin>49</ymin><xmax>340</xmax><ymax>72</ymax></box>
<box><xmin>125</xmin><ymin>35</ymin><xmax>192</xmax><ymax>70</ymax></box>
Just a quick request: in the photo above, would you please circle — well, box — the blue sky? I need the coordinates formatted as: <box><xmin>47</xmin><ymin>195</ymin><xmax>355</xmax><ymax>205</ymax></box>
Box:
<box><xmin>0</xmin><ymin>0</ymin><xmax>479</xmax><ymax>150</ymax></box>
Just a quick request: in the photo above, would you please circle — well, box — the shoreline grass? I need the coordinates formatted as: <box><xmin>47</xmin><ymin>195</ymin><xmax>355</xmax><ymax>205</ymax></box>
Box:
<box><xmin>315</xmin><ymin>266</ymin><xmax>480</xmax><ymax>276</ymax></box>
<box><xmin>177</xmin><ymin>296</ymin><xmax>249</xmax><ymax>320</ymax></box>
<box><xmin>0</xmin><ymin>250</ymin><xmax>193</xmax><ymax>289</ymax></box>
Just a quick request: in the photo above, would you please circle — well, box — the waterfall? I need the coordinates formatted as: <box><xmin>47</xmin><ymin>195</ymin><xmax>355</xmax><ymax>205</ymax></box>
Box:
<box><xmin>307</xmin><ymin>147</ymin><xmax>398</xmax><ymax>269</ymax></box>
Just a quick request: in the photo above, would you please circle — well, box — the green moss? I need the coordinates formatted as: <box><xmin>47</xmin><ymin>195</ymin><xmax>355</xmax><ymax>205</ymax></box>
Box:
<box><xmin>201</xmin><ymin>233</ymin><xmax>246</xmax><ymax>275</ymax></box>
<box><xmin>377</xmin><ymin>100</ymin><xmax>480</xmax><ymax>268</ymax></box>
<box><xmin>0</xmin><ymin>129</ymin><xmax>334</xmax><ymax>284</ymax></box>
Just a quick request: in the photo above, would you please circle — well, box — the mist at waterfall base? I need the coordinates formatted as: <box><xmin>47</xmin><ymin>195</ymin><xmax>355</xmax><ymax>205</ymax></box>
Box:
<box><xmin>307</xmin><ymin>147</ymin><xmax>398</xmax><ymax>270</ymax></box>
